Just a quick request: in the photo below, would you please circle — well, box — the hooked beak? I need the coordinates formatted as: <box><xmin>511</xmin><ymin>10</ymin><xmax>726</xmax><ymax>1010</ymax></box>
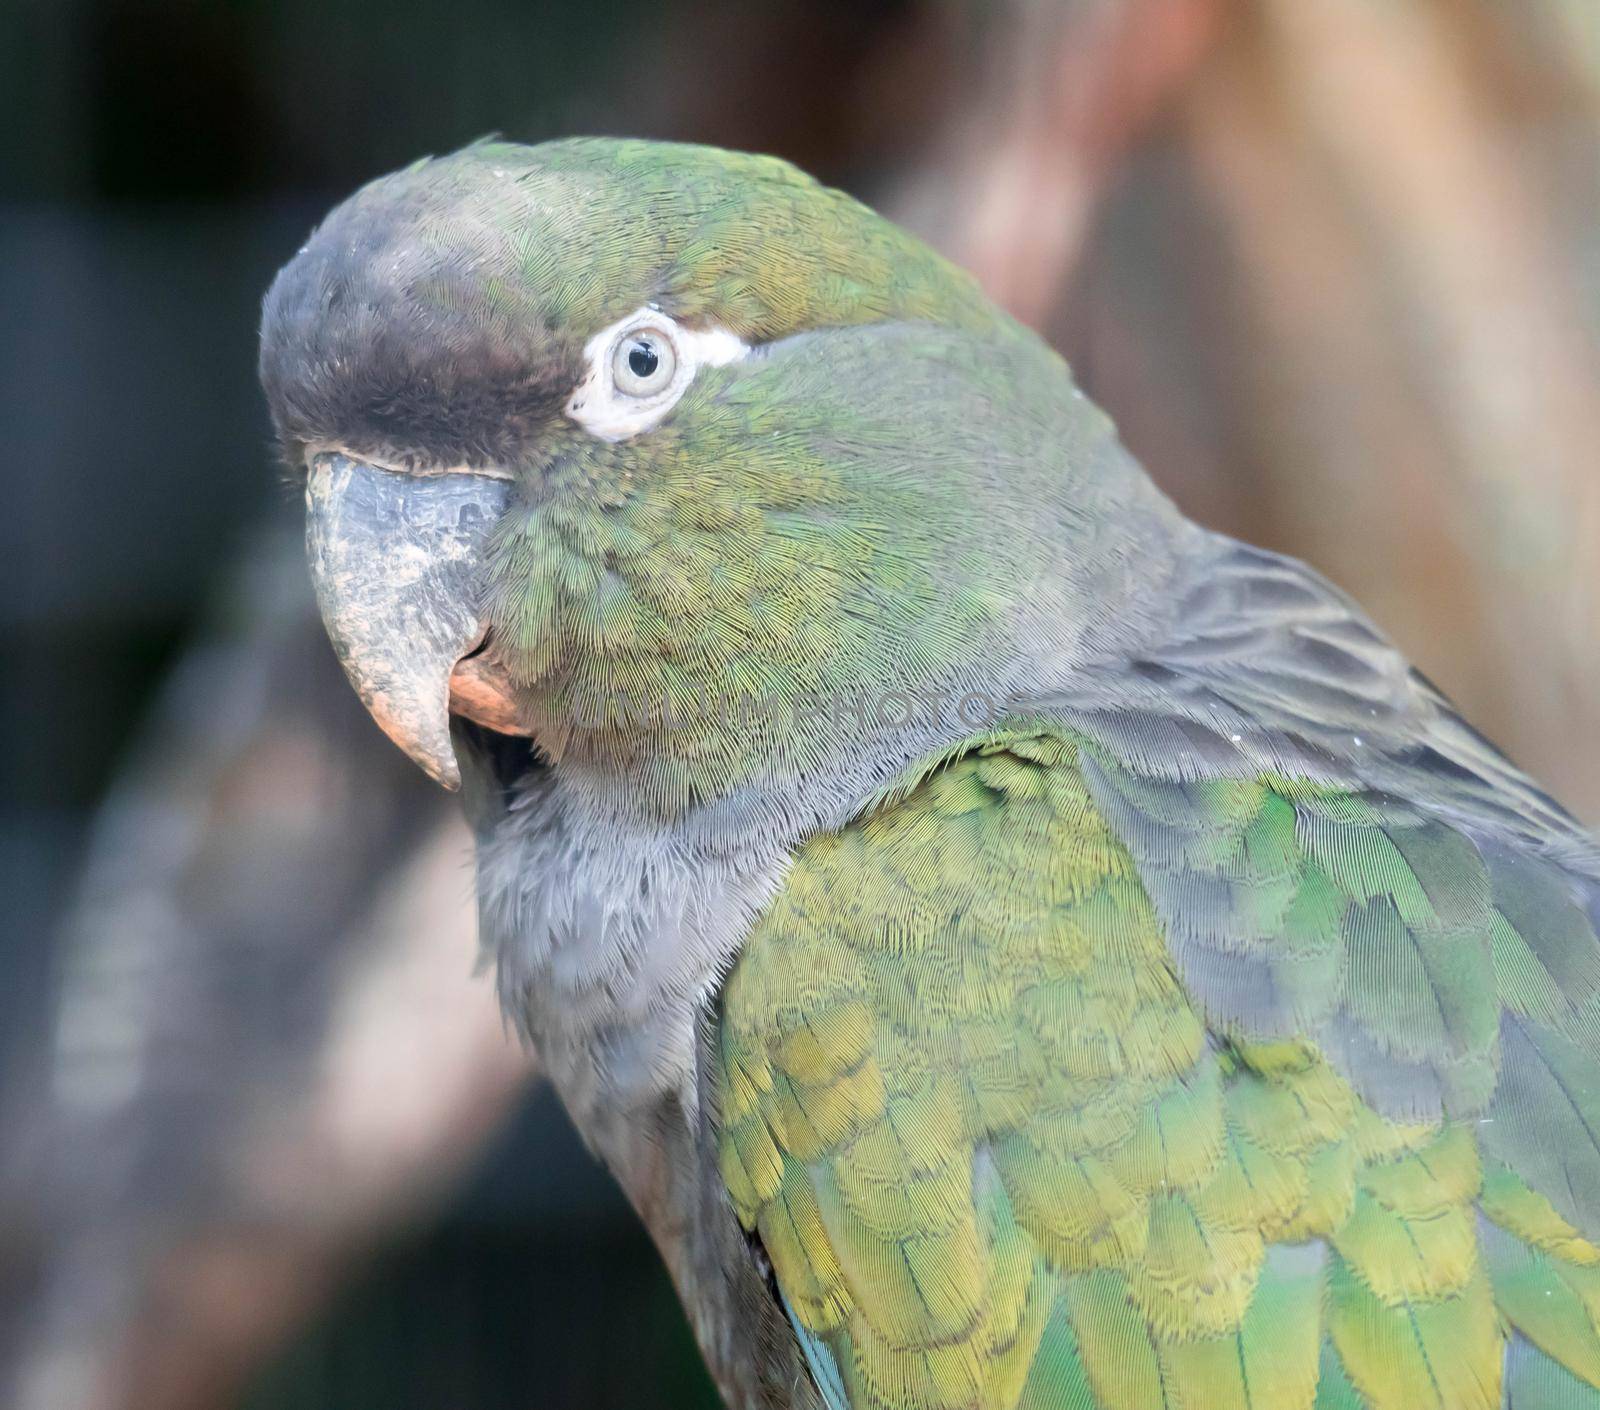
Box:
<box><xmin>305</xmin><ymin>452</ymin><xmax>515</xmax><ymax>789</ymax></box>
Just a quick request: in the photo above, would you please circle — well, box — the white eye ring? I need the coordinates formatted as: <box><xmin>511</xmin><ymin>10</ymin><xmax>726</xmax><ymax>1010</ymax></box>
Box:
<box><xmin>611</xmin><ymin>326</ymin><xmax>678</xmax><ymax>397</ymax></box>
<box><xmin>565</xmin><ymin>307</ymin><xmax>749</xmax><ymax>443</ymax></box>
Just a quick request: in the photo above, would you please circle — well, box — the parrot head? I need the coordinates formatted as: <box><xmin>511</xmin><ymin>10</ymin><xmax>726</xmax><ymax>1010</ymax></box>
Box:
<box><xmin>261</xmin><ymin>139</ymin><xmax>1177</xmax><ymax>809</ymax></box>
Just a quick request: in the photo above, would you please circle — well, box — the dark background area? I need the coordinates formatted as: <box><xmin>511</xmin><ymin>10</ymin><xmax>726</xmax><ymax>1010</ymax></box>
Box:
<box><xmin>3</xmin><ymin>3</ymin><xmax>1599</xmax><ymax>1409</ymax></box>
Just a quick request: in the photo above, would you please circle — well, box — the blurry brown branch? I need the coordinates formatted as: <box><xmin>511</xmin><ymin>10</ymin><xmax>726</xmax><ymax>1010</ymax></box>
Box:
<box><xmin>904</xmin><ymin>0</ymin><xmax>1600</xmax><ymax>820</ymax></box>
<box><xmin>899</xmin><ymin>0</ymin><xmax>1231</xmax><ymax>325</ymax></box>
<box><xmin>1175</xmin><ymin>0</ymin><xmax>1600</xmax><ymax>813</ymax></box>
<box><xmin>6</xmin><ymin>532</ymin><xmax>533</xmax><ymax>1410</ymax></box>
<box><xmin>105</xmin><ymin>817</ymin><xmax>530</xmax><ymax>1410</ymax></box>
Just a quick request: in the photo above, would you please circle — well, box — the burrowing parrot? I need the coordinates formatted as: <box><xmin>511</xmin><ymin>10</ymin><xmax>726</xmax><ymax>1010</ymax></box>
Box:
<box><xmin>259</xmin><ymin>139</ymin><xmax>1600</xmax><ymax>1410</ymax></box>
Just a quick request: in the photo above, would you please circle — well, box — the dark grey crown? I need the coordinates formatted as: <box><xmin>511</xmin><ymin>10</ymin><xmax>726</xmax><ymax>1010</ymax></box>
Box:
<box><xmin>259</xmin><ymin>159</ymin><xmax>576</xmax><ymax>470</ymax></box>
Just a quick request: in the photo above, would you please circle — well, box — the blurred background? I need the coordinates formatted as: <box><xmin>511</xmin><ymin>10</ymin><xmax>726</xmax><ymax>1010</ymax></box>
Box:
<box><xmin>3</xmin><ymin>1</ymin><xmax>1599</xmax><ymax>1407</ymax></box>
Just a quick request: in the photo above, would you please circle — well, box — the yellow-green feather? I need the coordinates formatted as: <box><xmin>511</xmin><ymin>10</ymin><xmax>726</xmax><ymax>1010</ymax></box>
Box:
<box><xmin>714</xmin><ymin>727</ymin><xmax>1600</xmax><ymax>1408</ymax></box>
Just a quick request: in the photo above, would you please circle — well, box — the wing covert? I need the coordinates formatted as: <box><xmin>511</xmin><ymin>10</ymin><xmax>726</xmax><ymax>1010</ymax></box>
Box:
<box><xmin>713</xmin><ymin>725</ymin><xmax>1600</xmax><ymax>1410</ymax></box>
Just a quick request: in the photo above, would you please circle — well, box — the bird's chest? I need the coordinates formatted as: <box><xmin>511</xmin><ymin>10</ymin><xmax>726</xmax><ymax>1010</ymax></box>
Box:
<box><xmin>473</xmin><ymin>770</ymin><xmax>788</xmax><ymax>1164</ymax></box>
<box><xmin>473</xmin><ymin>771</ymin><xmax>817</xmax><ymax>1407</ymax></box>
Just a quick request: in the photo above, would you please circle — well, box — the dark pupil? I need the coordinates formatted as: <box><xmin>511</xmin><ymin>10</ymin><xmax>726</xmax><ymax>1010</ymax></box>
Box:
<box><xmin>628</xmin><ymin>340</ymin><xmax>660</xmax><ymax>379</ymax></box>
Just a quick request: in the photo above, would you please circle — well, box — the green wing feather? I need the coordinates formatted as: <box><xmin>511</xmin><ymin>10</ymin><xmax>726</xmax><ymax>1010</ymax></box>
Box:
<box><xmin>714</xmin><ymin>726</ymin><xmax>1600</xmax><ymax>1410</ymax></box>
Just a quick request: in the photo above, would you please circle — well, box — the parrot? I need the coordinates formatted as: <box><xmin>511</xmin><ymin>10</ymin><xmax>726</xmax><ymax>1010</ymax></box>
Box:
<box><xmin>259</xmin><ymin>138</ymin><xmax>1600</xmax><ymax>1410</ymax></box>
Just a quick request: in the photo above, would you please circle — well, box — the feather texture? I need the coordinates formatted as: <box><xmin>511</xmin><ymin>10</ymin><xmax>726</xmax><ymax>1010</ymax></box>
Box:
<box><xmin>716</xmin><ymin>727</ymin><xmax>1600</xmax><ymax>1409</ymax></box>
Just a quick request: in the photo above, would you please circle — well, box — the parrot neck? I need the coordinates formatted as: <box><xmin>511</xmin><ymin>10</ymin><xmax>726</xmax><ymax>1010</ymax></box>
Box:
<box><xmin>467</xmin><ymin>505</ymin><xmax>1203</xmax><ymax>1125</ymax></box>
<box><xmin>518</xmin><ymin>514</ymin><xmax>1198</xmax><ymax>834</ymax></box>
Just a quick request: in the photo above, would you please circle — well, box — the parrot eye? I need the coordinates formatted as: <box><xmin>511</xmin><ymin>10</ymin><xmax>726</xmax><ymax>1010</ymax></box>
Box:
<box><xmin>611</xmin><ymin>328</ymin><xmax>677</xmax><ymax>397</ymax></box>
<box><xmin>565</xmin><ymin>306</ymin><xmax>750</xmax><ymax>443</ymax></box>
